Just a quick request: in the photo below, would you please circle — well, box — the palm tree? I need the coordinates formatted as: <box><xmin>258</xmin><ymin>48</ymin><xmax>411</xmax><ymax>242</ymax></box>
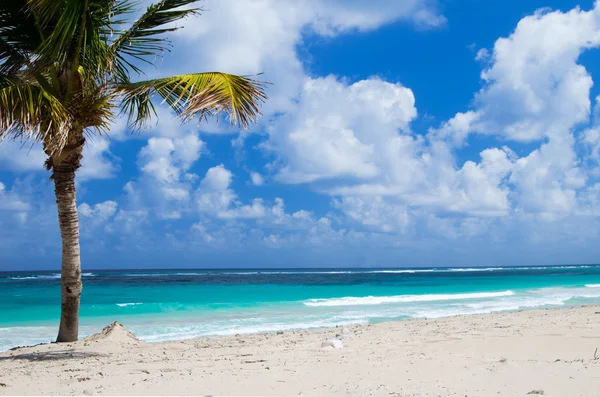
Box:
<box><xmin>0</xmin><ymin>0</ymin><xmax>267</xmax><ymax>343</ymax></box>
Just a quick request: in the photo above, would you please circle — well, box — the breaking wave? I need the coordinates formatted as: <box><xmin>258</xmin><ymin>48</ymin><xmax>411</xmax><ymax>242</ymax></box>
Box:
<box><xmin>304</xmin><ymin>291</ymin><xmax>515</xmax><ymax>307</ymax></box>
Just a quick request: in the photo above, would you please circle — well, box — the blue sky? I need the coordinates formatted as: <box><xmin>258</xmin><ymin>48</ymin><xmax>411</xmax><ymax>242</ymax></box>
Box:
<box><xmin>2</xmin><ymin>0</ymin><xmax>600</xmax><ymax>270</ymax></box>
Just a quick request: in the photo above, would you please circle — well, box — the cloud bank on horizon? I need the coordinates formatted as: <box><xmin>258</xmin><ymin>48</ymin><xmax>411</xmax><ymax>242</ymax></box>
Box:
<box><xmin>1</xmin><ymin>0</ymin><xmax>600</xmax><ymax>269</ymax></box>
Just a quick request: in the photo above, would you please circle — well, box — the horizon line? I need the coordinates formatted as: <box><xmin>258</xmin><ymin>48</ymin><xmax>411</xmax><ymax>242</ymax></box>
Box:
<box><xmin>1</xmin><ymin>263</ymin><xmax>599</xmax><ymax>273</ymax></box>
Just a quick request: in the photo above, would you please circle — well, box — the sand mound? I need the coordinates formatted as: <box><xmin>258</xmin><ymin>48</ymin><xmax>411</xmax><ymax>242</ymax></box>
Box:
<box><xmin>84</xmin><ymin>322</ymin><xmax>142</xmax><ymax>345</ymax></box>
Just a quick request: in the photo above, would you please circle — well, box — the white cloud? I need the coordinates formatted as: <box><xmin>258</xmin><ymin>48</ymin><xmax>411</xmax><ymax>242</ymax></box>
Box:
<box><xmin>102</xmin><ymin>209</ymin><xmax>149</xmax><ymax>235</ymax></box>
<box><xmin>0</xmin><ymin>141</ymin><xmax>46</xmax><ymax>172</ymax></box>
<box><xmin>79</xmin><ymin>200</ymin><xmax>118</xmax><ymax>221</ymax></box>
<box><xmin>78</xmin><ymin>138</ymin><xmax>118</xmax><ymax>181</ymax></box>
<box><xmin>112</xmin><ymin>134</ymin><xmax>206</xmax><ymax>221</ymax></box>
<box><xmin>196</xmin><ymin>165</ymin><xmax>236</xmax><ymax>214</ymax></box>
<box><xmin>292</xmin><ymin>210</ymin><xmax>313</xmax><ymax>221</ymax></box>
<box><xmin>137</xmin><ymin>133</ymin><xmax>205</xmax><ymax>209</ymax></box>
<box><xmin>219</xmin><ymin>198</ymin><xmax>267</xmax><ymax>219</ymax></box>
<box><xmin>475</xmin><ymin>48</ymin><xmax>489</xmax><ymax>62</ymax></box>
<box><xmin>261</xmin><ymin>74</ymin><xmax>516</xmax><ymax>220</ymax></box>
<box><xmin>584</xmin><ymin>127</ymin><xmax>600</xmax><ymax>163</ymax></box>
<box><xmin>268</xmin><ymin>76</ymin><xmax>417</xmax><ymax>184</ymax></box>
<box><xmin>0</xmin><ymin>137</ymin><xmax>117</xmax><ymax>181</ymax></box>
<box><xmin>451</xmin><ymin>148</ymin><xmax>513</xmax><ymax>216</ymax></box>
<box><xmin>509</xmin><ymin>135</ymin><xmax>585</xmax><ymax>215</ymax></box>
<box><xmin>430</xmin><ymin>111</ymin><xmax>480</xmax><ymax>146</ymax></box>
<box><xmin>164</xmin><ymin>0</ymin><xmax>444</xmax><ymax>121</ymax></box>
<box><xmin>139</xmin><ymin>134</ymin><xmax>204</xmax><ymax>183</ymax></box>
<box><xmin>200</xmin><ymin>165</ymin><xmax>232</xmax><ymax>191</ymax></box>
<box><xmin>437</xmin><ymin>3</ymin><xmax>600</xmax><ymax>144</ymax></box>
<box><xmin>423</xmin><ymin>1</ymin><xmax>600</xmax><ymax>223</ymax></box>
<box><xmin>333</xmin><ymin>196</ymin><xmax>410</xmax><ymax>233</ymax></box>
<box><xmin>307</xmin><ymin>0</ymin><xmax>446</xmax><ymax>33</ymax></box>
<box><xmin>0</xmin><ymin>182</ymin><xmax>30</xmax><ymax>211</ymax></box>
<box><xmin>249</xmin><ymin>172</ymin><xmax>264</xmax><ymax>186</ymax></box>
<box><xmin>194</xmin><ymin>166</ymin><xmax>321</xmax><ymax>233</ymax></box>
<box><xmin>582</xmin><ymin>96</ymin><xmax>600</xmax><ymax>165</ymax></box>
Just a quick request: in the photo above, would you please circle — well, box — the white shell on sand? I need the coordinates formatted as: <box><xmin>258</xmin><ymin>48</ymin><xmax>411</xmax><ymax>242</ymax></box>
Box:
<box><xmin>321</xmin><ymin>339</ymin><xmax>344</xmax><ymax>349</ymax></box>
<box><xmin>342</xmin><ymin>327</ymin><xmax>351</xmax><ymax>335</ymax></box>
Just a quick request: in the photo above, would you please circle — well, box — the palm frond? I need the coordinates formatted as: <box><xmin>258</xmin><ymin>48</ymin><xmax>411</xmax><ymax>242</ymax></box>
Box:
<box><xmin>27</xmin><ymin>0</ymin><xmax>122</xmax><ymax>85</ymax></box>
<box><xmin>0</xmin><ymin>0</ymin><xmax>41</xmax><ymax>74</ymax></box>
<box><xmin>0</xmin><ymin>76</ymin><xmax>72</xmax><ymax>156</ymax></box>
<box><xmin>109</xmin><ymin>0</ymin><xmax>200</xmax><ymax>79</ymax></box>
<box><xmin>28</xmin><ymin>0</ymin><xmax>86</xmax><ymax>64</ymax></box>
<box><xmin>117</xmin><ymin>72</ymin><xmax>268</xmax><ymax>130</ymax></box>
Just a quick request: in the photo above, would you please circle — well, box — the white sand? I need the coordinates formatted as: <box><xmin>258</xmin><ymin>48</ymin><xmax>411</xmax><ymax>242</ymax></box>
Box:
<box><xmin>1</xmin><ymin>306</ymin><xmax>600</xmax><ymax>396</ymax></box>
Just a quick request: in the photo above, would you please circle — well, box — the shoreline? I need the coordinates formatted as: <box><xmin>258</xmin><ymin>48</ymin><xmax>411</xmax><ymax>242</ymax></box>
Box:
<box><xmin>0</xmin><ymin>302</ymin><xmax>591</xmax><ymax>352</ymax></box>
<box><xmin>2</xmin><ymin>305</ymin><xmax>600</xmax><ymax>396</ymax></box>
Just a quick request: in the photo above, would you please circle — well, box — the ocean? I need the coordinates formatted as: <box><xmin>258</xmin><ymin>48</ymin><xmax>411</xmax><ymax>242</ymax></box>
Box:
<box><xmin>2</xmin><ymin>265</ymin><xmax>600</xmax><ymax>351</ymax></box>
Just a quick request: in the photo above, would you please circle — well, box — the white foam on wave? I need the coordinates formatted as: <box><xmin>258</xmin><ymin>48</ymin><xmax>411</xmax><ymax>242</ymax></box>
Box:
<box><xmin>124</xmin><ymin>273</ymin><xmax>167</xmax><ymax>277</ymax></box>
<box><xmin>8</xmin><ymin>274</ymin><xmax>61</xmax><ymax>280</ymax></box>
<box><xmin>559</xmin><ymin>265</ymin><xmax>591</xmax><ymax>269</ymax></box>
<box><xmin>304</xmin><ymin>290</ymin><xmax>515</xmax><ymax>307</ymax></box>
<box><xmin>116</xmin><ymin>302</ymin><xmax>143</xmax><ymax>307</ymax></box>
<box><xmin>368</xmin><ymin>270</ymin><xmax>431</xmax><ymax>274</ymax></box>
<box><xmin>225</xmin><ymin>271</ymin><xmax>356</xmax><ymax>275</ymax></box>
<box><xmin>135</xmin><ymin>317</ymin><xmax>368</xmax><ymax>343</ymax></box>
<box><xmin>7</xmin><ymin>272</ymin><xmax>96</xmax><ymax>280</ymax></box>
<box><xmin>412</xmin><ymin>287</ymin><xmax>600</xmax><ymax>319</ymax></box>
<box><xmin>585</xmin><ymin>284</ymin><xmax>600</xmax><ymax>288</ymax></box>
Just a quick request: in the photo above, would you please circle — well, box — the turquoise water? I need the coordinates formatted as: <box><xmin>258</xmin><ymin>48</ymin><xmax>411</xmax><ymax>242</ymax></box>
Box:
<box><xmin>2</xmin><ymin>265</ymin><xmax>600</xmax><ymax>350</ymax></box>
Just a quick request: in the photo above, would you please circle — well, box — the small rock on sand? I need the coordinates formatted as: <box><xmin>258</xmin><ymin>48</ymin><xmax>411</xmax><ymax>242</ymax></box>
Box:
<box><xmin>321</xmin><ymin>339</ymin><xmax>344</xmax><ymax>349</ymax></box>
<box><xmin>527</xmin><ymin>390</ymin><xmax>544</xmax><ymax>395</ymax></box>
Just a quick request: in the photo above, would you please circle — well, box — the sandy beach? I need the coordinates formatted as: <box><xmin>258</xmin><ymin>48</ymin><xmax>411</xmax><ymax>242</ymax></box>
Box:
<box><xmin>1</xmin><ymin>306</ymin><xmax>599</xmax><ymax>396</ymax></box>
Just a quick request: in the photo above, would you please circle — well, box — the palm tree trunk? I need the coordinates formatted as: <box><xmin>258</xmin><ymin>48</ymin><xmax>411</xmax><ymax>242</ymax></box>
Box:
<box><xmin>53</xmin><ymin>164</ymin><xmax>82</xmax><ymax>343</ymax></box>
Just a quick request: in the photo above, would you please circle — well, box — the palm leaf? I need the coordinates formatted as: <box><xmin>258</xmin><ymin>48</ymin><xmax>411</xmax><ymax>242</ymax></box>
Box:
<box><xmin>118</xmin><ymin>72</ymin><xmax>268</xmax><ymax>129</ymax></box>
<box><xmin>0</xmin><ymin>0</ymin><xmax>41</xmax><ymax>74</ymax></box>
<box><xmin>28</xmin><ymin>0</ymin><xmax>87</xmax><ymax>64</ymax></box>
<box><xmin>0</xmin><ymin>76</ymin><xmax>72</xmax><ymax>156</ymax></box>
<box><xmin>109</xmin><ymin>0</ymin><xmax>200</xmax><ymax>80</ymax></box>
<box><xmin>26</xmin><ymin>0</ymin><xmax>128</xmax><ymax>87</ymax></box>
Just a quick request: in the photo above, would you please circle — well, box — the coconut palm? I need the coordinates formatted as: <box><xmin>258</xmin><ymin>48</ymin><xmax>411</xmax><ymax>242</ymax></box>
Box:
<box><xmin>0</xmin><ymin>0</ymin><xmax>267</xmax><ymax>342</ymax></box>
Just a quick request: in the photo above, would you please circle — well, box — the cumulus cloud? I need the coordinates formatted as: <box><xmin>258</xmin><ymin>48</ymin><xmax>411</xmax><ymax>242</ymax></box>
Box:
<box><xmin>0</xmin><ymin>141</ymin><xmax>46</xmax><ymax>172</ymax></box>
<box><xmin>0</xmin><ymin>137</ymin><xmax>117</xmax><ymax>182</ymax></box>
<box><xmin>135</xmin><ymin>133</ymin><xmax>205</xmax><ymax>217</ymax></box>
<box><xmin>436</xmin><ymin>3</ymin><xmax>600</xmax><ymax>144</ymax></box>
<box><xmin>250</xmin><ymin>1</ymin><xmax>600</xmax><ymax>236</ymax></box>
<box><xmin>162</xmin><ymin>0</ymin><xmax>445</xmax><ymax>121</ymax></box>
<box><xmin>307</xmin><ymin>0</ymin><xmax>446</xmax><ymax>33</ymax></box>
<box><xmin>195</xmin><ymin>166</ymin><xmax>312</xmax><ymax>226</ymax></box>
<box><xmin>196</xmin><ymin>165</ymin><xmax>236</xmax><ymax>214</ymax></box>
<box><xmin>79</xmin><ymin>201</ymin><xmax>118</xmax><ymax>221</ymax></box>
<box><xmin>249</xmin><ymin>172</ymin><xmax>264</xmax><ymax>186</ymax></box>
<box><xmin>78</xmin><ymin>138</ymin><xmax>118</xmax><ymax>181</ymax></box>
<box><xmin>268</xmin><ymin>76</ymin><xmax>417</xmax><ymax>184</ymax></box>
<box><xmin>428</xmin><ymin>2</ymin><xmax>600</xmax><ymax>222</ymax></box>
<box><xmin>263</xmin><ymin>75</ymin><xmax>515</xmax><ymax>221</ymax></box>
<box><xmin>139</xmin><ymin>134</ymin><xmax>205</xmax><ymax>184</ymax></box>
<box><xmin>0</xmin><ymin>182</ymin><xmax>29</xmax><ymax>212</ymax></box>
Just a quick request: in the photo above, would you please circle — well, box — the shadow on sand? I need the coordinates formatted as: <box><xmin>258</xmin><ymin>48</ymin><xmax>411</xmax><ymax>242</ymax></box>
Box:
<box><xmin>0</xmin><ymin>349</ymin><xmax>107</xmax><ymax>362</ymax></box>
